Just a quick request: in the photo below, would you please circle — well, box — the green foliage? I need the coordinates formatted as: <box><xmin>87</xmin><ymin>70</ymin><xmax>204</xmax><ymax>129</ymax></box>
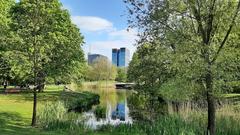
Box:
<box><xmin>1</xmin><ymin>51</ymin><xmax>32</xmax><ymax>85</ymax></box>
<box><xmin>0</xmin><ymin>0</ymin><xmax>15</xmax><ymax>83</ymax></box>
<box><xmin>127</xmin><ymin>53</ymin><xmax>140</xmax><ymax>82</ymax></box>
<box><xmin>116</xmin><ymin>67</ymin><xmax>127</xmax><ymax>82</ymax></box>
<box><xmin>125</xmin><ymin>0</ymin><xmax>240</xmax><ymax>96</ymax></box>
<box><xmin>128</xmin><ymin>92</ymin><xmax>168</xmax><ymax>121</ymax></box>
<box><xmin>0</xmin><ymin>0</ymin><xmax>14</xmax><ymax>37</ymax></box>
<box><xmin>126</xmin><ymin>1</ymin><xmax>240</xmax><ymax>133</ymax></box>
<box><xmin>87</xmin><ymin>57</ymin><xmax>117</xmax><ymax>81</ymax></box>
<box><xmin>8</xmin><ymin>0</ymin><xmax>85</xmax><ymax>85</ymax></box>
<box><xmin>160</xmin><ymin>78</ymin><xmax>203</xmax><ymax>102</ymax></box>
<box><xmin>94</xmin><ymin>106</ymin><xmax>106</xmax><ymax>120</ymax></box>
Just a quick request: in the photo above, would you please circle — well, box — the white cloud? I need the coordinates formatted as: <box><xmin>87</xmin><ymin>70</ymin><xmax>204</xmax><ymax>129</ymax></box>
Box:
<box><xmin>71</xmin><ymin>16</ymin><xmax>139</xmax><ymax>60</ymax></box>
<box><xmin>71</xmin><ymin>16</ymin><xmax>113</xmax><ymax>32</ymax></box>
<box><xmin>85</xmin><ymin>28</ymin><xmax>138</xmax><ymax>60</ymax></box>
<box><xmin>109</xmin><ymin>28</ymin><xmax>138</xmax><ymax>41</ymax></box>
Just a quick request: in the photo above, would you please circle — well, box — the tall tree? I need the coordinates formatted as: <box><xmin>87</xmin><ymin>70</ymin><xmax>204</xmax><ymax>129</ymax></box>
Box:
<box><xmin>10</xmin><ymin>0</ymin><xmax>85</xmax><ymax>126</ymax></box>
<box><xmin>116</xmin><ymin>67</ymin><xmax>127</xmax><ymax>82</ymax></box>
<box><xmin>0</xmin><ymin>0</ymin><xmax>15</xmax><ymax>83</ymax></box>
<box><xmin>125</xmin><ymin>0</ymin><xmax>240</xmax><ymax>134</ymax></box>
<box><xmin>87</xmin><ymin>57</ymin><xmax>117</xmax><ymax>81</ymax></box>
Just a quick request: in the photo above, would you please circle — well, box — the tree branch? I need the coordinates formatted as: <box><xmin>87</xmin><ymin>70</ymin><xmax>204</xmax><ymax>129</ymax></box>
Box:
<box><xmin>206</xmin><ymin>0</ymin><xmax>217</xmax><ymax>44</ymax></box>
<box><xmin>188</xmin><ymin>0</ymin><xmax>206</xmax><ymax>44</ymax></box>
<box><xmin>211</xmin><ymin>0</ymin><xmax>240</xmax><ymax>63</ymax></box>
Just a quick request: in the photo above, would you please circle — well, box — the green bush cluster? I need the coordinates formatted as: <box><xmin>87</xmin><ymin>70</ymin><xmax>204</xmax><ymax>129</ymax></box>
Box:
<box><xmin>94</xmin><ymin>106</ymin><xmax>106</xmax><ymax>120</ymax></box>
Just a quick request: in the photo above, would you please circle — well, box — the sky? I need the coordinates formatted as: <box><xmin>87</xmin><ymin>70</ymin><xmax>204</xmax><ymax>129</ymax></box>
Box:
<box><xmin>60</xmin><ymin>0</ymin><xmax>138</xmax><ymax>60</ymax></box>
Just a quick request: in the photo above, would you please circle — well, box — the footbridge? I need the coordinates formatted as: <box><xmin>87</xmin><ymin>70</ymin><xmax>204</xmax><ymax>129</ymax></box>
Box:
<box><xmin>115</xmin><ymin>83</ymin><xmax>135</xmax><ymax>89</ymax></box>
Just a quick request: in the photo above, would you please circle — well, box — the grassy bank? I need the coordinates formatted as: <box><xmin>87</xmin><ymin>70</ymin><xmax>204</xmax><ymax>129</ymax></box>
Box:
<box><xmin>0</xmin><ymin>85</ymin><xmax>240</xmax><ymax>135</ymax></box>
<box><xmin>94</xmin><ymin>113</ymin><xmax>240</xmax><ymax>135</ymax></box>
<box><xmin>0</xmin><ymin>85</ymin><xmax>100</xmax><ymax>135</ymax></box>
<box><xmin>81</xmin><ymin>81</ymin><xmax>115</xmax><ymax>89</ymax></box>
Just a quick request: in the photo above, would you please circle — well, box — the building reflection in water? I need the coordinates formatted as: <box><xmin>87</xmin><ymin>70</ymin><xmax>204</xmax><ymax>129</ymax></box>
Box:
<box><xmin>111</xmin><ymin>103</ymin><xmax>125</xmax><ymax>121</ymax></box>
<box><xmin>84</xmin><ymin>96</ymin><xmax>132</xmax><ymax>129</ymax></box>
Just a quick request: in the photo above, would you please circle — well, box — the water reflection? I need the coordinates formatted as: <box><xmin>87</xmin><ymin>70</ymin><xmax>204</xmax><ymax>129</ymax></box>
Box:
<box><xmin>78</xmin><ymin>88</ymin><xmax>132</xmax><ymax>129</ymax></box>
<box><xmin>112</xmin><ymin>103</ymin><xmax>125</xmax><ymax>120</ymax></box>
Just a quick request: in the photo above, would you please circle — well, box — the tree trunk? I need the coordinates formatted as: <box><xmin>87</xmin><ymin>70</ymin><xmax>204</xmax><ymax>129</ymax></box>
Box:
<box><xmin>206</xmin><ymin>67</ymin><xmax>215</xmax><ymax>135</ymax></box>
<box><xmin>31</xmin><ymin>89</ymin><xmax>37</xmax><ymax>126</ymax></box>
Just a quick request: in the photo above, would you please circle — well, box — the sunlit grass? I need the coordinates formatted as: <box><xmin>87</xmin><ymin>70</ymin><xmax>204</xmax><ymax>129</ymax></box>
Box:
<box><xmin>0</xmin><ymin>85</ymin><xmax>99</xmax><ymax>135</ymax></box>
<box><xmin>223</xmin><ymin>93</ymin><xmax>240</xmax><ymax>98</ymax></box>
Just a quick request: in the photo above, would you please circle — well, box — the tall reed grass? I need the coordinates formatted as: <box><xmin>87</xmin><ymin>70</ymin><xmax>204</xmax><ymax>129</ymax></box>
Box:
<box><xmin>37</xmin><ymin>101</ymin><xmax>84</xmax><ymax>131</ymax></box>
<box><xmin>96</xmin><ymin>101</ymin><xmax>240</xmax><ymax>135</ymax></box>
<box><xmin>37</xmin><ymin>98</ymin><xmax>240</xmax><ymax>135</ymax></box>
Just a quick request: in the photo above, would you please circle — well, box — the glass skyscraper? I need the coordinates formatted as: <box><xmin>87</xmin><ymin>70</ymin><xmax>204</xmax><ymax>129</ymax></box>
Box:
<box><xmin>112</xmin><ymin>49</ymin><xmax>119</xmax><ymax>66</ymax></box>
<box><xmin>112</xmin><ymin>48</ymin><xmax>130</xmax><ymax>67</ymax></box>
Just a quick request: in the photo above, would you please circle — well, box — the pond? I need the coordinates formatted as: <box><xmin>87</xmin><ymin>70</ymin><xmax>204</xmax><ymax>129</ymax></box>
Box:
<box><xmin>77</xmin><ymin>88</ymin><xmax>133</xmax><ymax>129</ymax></box>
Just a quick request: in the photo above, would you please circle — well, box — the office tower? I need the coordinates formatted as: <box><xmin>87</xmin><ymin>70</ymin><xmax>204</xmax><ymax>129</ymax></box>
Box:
<box><xmin>112</xmin><ymin>48</ymin><xmax>130</xmax><ymax>67</ymax></box>
<box><xmin>88</xmin><ymin>54</ymin><xmax>108</xmax><ymax>65</ymax></box>
<box><xmin>112</xmin><ymin>48</ymin><xmax>119</xmax><ymax>66</ymax></box>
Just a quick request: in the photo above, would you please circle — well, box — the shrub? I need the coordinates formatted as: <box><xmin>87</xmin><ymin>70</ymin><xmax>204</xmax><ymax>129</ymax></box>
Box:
<box><xmin>94</xmin><ymin>106</ymin><xmax>106</xmax><ymax>120</ymax></box>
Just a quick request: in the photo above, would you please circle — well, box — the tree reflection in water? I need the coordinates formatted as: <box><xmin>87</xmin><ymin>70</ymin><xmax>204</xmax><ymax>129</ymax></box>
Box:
<box><xmin>77</xmin><ymin>88</ymin><xmax>132</xmax><ymax>129</ymax></box>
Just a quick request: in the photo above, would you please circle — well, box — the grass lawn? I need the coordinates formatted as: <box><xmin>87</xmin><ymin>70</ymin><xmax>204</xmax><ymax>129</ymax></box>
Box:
<box><xmin>0</xmin><ymin>85</ymin><xmax>110</xmax><ymax>135</ymax></box>
<box><xmin>0</xmin><ymin>85</ymin><xmax>65</xmax><ymax>135</ymax></box>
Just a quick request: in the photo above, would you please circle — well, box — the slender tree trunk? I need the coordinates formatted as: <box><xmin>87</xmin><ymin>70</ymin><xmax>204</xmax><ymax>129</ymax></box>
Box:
<box><xmin>206</xmin><ymin>66</ymin><xmax>215</xmax><ymax>135</ymax></box>
<box><xmin>31</xmin><ymin>28</ymin><xmax>38</xmax><ymax>126</ymax></box>
<box><xmin>31</xmin><ymin>89</ymin><xmax>37</xmax><ymax>126</ymax></box>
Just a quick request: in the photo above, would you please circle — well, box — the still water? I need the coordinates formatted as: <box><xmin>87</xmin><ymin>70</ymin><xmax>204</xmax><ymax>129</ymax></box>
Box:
<box><xmin>78</xmin><ymin>88</ymin><xmax>133</xmax><ymax>129</ymax></box>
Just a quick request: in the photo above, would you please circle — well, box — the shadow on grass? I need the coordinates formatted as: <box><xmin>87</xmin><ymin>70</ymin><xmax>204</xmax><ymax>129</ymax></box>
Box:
<box><xmin>21</xmin><ymin>91</ymin><xmax>62</xmax><ymax>102</ymax></box>
<box><xmin>0</xmin><ymin>112</ymin><xmax>69</xmax><ymax>135</ymax></box>
<box><xmin>0</xmin><ymin>112</ymin><xmax>38</xmax><ymax>135</ymax></box>
<box><xmin>0</xmin><ymin>91</ymin><xmax>62</xmax><ymax>103</ymax></box>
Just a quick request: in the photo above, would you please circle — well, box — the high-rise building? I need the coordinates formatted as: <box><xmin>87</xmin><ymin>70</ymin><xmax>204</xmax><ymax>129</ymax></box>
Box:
<box><xmin>112</xmin><ymin>49</ymin><xmax>119</xmax><ymax>66</ymax></box>
<box><xmin>88</xmin><ymin>54</ymin><xmax>108</xmax><ymax>65</ymax></box>
<box><xmin>112</xmin><ymin>48</ymin><xmax>130</xmax><ymax>67</ymax></box>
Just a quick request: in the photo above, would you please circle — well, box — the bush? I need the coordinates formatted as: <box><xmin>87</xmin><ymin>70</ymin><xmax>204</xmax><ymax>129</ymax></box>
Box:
<box><xmin>94</xmin><ymin>106</ymin><xmax>106</xmax><ymax>120</ymax></box>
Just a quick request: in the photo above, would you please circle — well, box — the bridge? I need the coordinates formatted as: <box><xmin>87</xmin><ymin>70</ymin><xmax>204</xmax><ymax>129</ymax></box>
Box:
<box><xmin>115</xmin><ymin>83</ymin><xmax>135</xmax><ymax>89</ymax></box>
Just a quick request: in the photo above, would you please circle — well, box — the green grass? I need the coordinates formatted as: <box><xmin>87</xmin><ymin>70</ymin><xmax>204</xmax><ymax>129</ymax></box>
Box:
<box><xmin>0</xmin><ymin>85</ymin><xmax>66</xmax><ymax>135</ymax></box>
<box><xmin>0</xmin><ymin>85</ymin><xmax>103</xmax><ymax>135</ymax></box>
<box><xmin>223</xmin><ymin>93</ymin><xmax>240</xmax><ymax>98</ymax></box>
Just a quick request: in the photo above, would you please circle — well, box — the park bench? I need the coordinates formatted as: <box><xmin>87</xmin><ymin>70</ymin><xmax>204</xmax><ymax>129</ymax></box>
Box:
<box><xmin>5</xmin><ymin>88</ymin><xmax>21</xmax><ymax>93</ymax></box>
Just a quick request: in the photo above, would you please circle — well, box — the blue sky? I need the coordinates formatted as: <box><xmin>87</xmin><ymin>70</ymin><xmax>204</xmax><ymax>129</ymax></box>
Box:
<box><xmin>60</xmin><ymin>0</ymin><xmax>138</xmax><ymax>60</ymax></box>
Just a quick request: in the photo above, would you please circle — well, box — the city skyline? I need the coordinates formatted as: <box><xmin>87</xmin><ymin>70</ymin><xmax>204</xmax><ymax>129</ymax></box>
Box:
<box><xmin>88</xmin><ymin>47</ymin><xmax>130</xmax><ymax>66</ymax></box>
<box><xmin>58</xmin><ymin>0</ymin><xmax>138</xmax><ymax>60</ymax></box>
